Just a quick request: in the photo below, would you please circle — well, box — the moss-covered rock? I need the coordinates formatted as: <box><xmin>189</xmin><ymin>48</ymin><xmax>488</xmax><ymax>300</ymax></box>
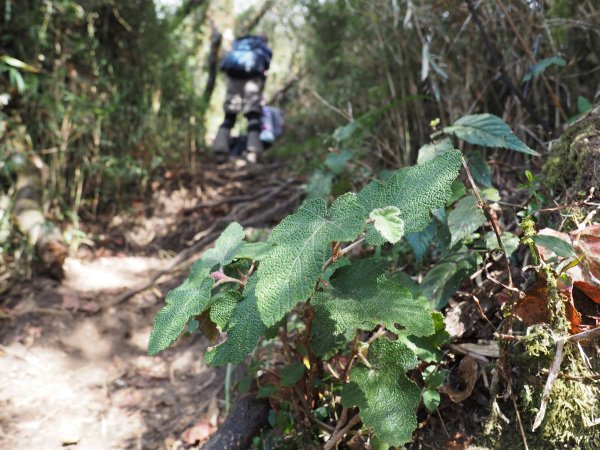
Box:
<box><xmin>479</xmin><ymin>325</ymin><xmax>600</xmax><ymax>450</ymax></box>
<box><xmin>544</xmin><ymin>108</ymin><xmax>600</xmax><ymax>198</ymax></box>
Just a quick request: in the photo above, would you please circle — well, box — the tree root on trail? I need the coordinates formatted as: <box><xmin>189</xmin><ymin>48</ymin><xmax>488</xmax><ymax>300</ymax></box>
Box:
<box><xmin>109</xmin><ymin>181</ymin><xmax>302</xmax><ymax>307</ymax></box>
<box><xmin>200</xmin><ymin>395</ymin><xmax>270</xmax><ymax>450</ymax></box>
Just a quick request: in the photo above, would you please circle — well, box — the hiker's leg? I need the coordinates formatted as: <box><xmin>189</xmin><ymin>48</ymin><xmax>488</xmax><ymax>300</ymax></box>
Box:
<box><xmin>242</xmin><ymin>77</ymin><xmax>264</xmax><ymax>155</ymax></box>
<box><xmin>213</xmin><ymin>78</ymin><xmax>243</xmax><ymax>154</ymax></box>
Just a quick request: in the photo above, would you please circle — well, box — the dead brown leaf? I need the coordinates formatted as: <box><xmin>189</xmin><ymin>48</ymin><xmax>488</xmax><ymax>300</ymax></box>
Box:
<box><xmin>444</xmin><ymin>432</ymin><xmax>472</xmax><ymax>450</ymax></box>
<box><xmin>514</xmin><ymin>275</ymin><xmax>582</xmax><ymax>333</ymax></box>
<box><xmin>182</xmin><ymin>421</ymin><xmax>213</xmax><ymax>445</ymax></box>
<box><xmin>441</xmin><ymin>355</ymin><xmax>478</xmax><ymax>403</ymax></box>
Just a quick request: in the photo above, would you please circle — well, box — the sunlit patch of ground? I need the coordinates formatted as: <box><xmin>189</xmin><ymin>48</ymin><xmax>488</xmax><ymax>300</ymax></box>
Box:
<box><xmin>63</xmin><ymin>256</ymin><xmax>166</xmax><ymax>292</ymax></box>
<box><xmin>0</xmin><ymin>246</ymin><xmax>223</xmax><ymax>449</ymax></box>
<box><xmin>0</xmin><ymin>161</ymin><xmax>296</xmax><ymax>449</ymax></box>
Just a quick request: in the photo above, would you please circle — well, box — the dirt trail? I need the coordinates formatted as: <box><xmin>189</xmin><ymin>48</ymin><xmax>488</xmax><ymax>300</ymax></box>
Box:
<box><xmin>0</xmin><ymin>161</ymin><xmax>302</xmax><ymax>449</ymax></box>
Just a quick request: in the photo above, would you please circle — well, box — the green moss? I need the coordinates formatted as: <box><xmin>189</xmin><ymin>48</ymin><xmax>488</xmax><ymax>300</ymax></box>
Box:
<box><xmin>543</xmin><ymin>113</ymin><xmax>600</xmax><ymax>198</ymax></box>
<box><xmin>481</xmin><ymin>328</ymin><xmax>600</xmax><ymax>450</ymax></box>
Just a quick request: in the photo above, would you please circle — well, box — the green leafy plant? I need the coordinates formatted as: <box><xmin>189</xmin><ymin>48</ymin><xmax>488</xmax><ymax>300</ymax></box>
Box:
<box><xmin>149</xmin><ymin>114</ymin><xmax>534</xmax><ymax>446</ymax></box>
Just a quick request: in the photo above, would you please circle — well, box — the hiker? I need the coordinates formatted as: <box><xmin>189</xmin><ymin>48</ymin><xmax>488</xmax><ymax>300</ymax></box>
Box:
<box><xmin>212</xmin><ymin>35</ymin><xmax>272</xmax><ymax>162</ymax></box>
<box><xmin>259</xmin><ymin>105</ymin><xmax>284</xmax><ymax>148</ymax></box>
<box><xmin>228</xmin><ymin>105</ymin><xmax>285</xmax><ymax>158</ymax></box>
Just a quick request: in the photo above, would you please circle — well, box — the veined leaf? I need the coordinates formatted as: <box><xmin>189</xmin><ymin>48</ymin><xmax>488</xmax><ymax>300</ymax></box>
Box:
<box><xmin>235</xmin><ymin>241</ymin><xmax>273</xmax><ymax>261</ymax></box>
<box><xmin>149</xmin><ymin>223</ymin><xmax>247</xmax><ymax>356</ymax></box>
<box><xmin>148</xmin><ymin>277</ymin><xmax>213</xmax><ymax>355</ymax></box>
<box><xmin>369</xmin><ymin>206</ymin><xmax>405</xmax><ymax>244</ymax></box>
<box><xmin>405</xmin><ymin>222</ymin><xmax>436</xmax><ymax>262</ymax></box>
<box><xmin>443</xmin><ymin>114</ymin><xmax>538</xmax><ymax>156</ymax></box>
<box><xmin>485</xmin><ymin>231</ymin><xmax>519</xmax><ymax>256</ymax></box>
<box><xmin>208</xmin><ymin>290</ymin><xmax>241</xmax><ymax>330</ymax></box>
<box><xmin>358</xmin><ymin>150</ymin><xmax>462</xmax><ymax>233</ymax></box>
<box><xmin>256</xmin><ymin>193</ymin><xmax>365</xmax><ymax>326</ymax></box>
<box><xmin>448</xmin><ymin>195</ymin><xmax>486</xmax><ymax>247</ymax></box>
<box><xmin>419</xmin><ymin>251</ymin><xmax>480</xmax><ymax>309</ymax></box>
<box><xmin>333</xmin><ymin>120</ymin><xmax>360</xmax><ymax>143</ymax></box>
<box><xmin>305</xmin><ymin>170</ymin><xmax>333</xmax><ymax>200</ymax></box>
<box><xmin>325</xmin><ymin>150</ymin><xmax>353</xmax><ymax>174</ymax></box>
<box><xmin>401</xmin><ymin>311</ymin><xmax>450</xmax><ymax>362</ymax></box>
<box><xmin>465</xmin><ymin>151</ymin><xmax>492</xmax><ymax>187</ymax></box>
<box><xmin>205</xmin><ymin>277</ymin><xmax>266</xmax><ymax>366</ymax></box>
<box><xmin>311</xmin><ymin>261</ymin><xmax>434</xmax><ymax>356</ymax></box>
<box><xmin>417</xmin><ymin>137</ymin><xmax>454</xmax><ymax>165</ymax></box>
<box><xmin>532</xmin><ymin>234</ymin><xmax>576</xmax><ymax>258</ymax></box>
<box><xmin>341</xmin><ymin>338</ymin><xmax>421</xmax><ymax>447</ymax></box>
<box><xmin>523</xmin><ymin>56</ymin><xmax>566</xmax><ymax>82</ymax></box>
<box><xmin>200</xmin><ymin>222</ymin><xmax>245</xmax><ymax>268</ymax></box>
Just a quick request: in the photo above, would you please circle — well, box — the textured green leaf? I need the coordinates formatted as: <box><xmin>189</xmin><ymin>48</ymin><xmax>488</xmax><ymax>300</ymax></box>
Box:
<box><xmin>205</xmin><ymin>277</ymin><xmax>266</xmax><ymax>366</ymax></box>
<box><xmin>481</xmin><ymin>187</ymin><xmax>500</xmax><ymax>202</ymax></box>
<box><xmin>148</xmin><ymin>277</ymin><xmax>213</xmax><ymax>355</ymax></box>
<box><xmin>325</xmin><ymin>150</ymin><xmax>353</xmax><ymax>174</ymax></box>
<box><xmin>369</xmin><ymin>206</ymin><xmax>405</xmax><ymax>244</ymax></box>
<box><xmin>256</xmin><ymin>194</ymin><xmax>365</xmax><ymax>326</ymax></box>
<box><xmin>532</xmin><ymin>234</ymin><xmax>576</xmax><ymax>258</ymax></box>
<box><xmin>443</xmin><ymin>114</ymin><xmax>538</xmax><ymax>156</ymax></box>
<box><xmin>208</xmin><ymin>290</ymin><xmax>241</xmax><ymax>330</ymax></box>
<box><xmin>201</xmin><ymin>222</ymin><xmax>245</xmax><ymax>268</ymax></box>
<box><xmin>446</xmin><ymin>180</ymin><xmax>467</xmax><ymax>206</ymax></box>
<box><xmin>235</xmin><ymin>241</ymin><xmax>273</xmax><ymax>261</ymax></box>
<box><xmin>311</xmin><ymin>261</ymin><xmax>434</xmax><ymax>356</ymax></box>
<box><xmin>341</xmin><ymin>338</ymin><xmax>420</xmax><ymax>446</ymax></box>
<box><xmin>402</xmin><ymin>311</ymin><xmax>450</xmax><ymax>362</ymax></box>
<box><xmin>358</xmin><ymin>151</ymin><xmax>462</xmax><ymax>233</ymax></box>
<box><xmin>280</xmin><ymin>362</ymin><xmax>305</xmax><ymax>387</ymax></box>
<box><xmin>448</xmin><ymin>195</ymin><xmax>486</xmax><ymax>247</ymax></box>
<box><xmin>417</xmin><ymin>137</ymin><xmax>454</xmax><ymax>165</ymax></box>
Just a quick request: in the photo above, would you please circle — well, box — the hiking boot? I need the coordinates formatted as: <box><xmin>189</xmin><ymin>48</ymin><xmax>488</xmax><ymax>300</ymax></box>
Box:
<box><xmin>246</xmin><ymin>130</ymin><xmax>263</xmax><ymax>155</ymax></box>
<box><xmin>212</xmin><ymin>126</ymin><xmax>231</xmax><ymax>155</ymax></box>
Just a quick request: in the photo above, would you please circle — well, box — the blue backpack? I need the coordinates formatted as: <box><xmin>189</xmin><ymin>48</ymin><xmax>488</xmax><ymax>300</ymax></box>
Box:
<box><xmin>220</xmin><ymin>36</ymin><xmax>272</xmax><ymax>78</ymax></box>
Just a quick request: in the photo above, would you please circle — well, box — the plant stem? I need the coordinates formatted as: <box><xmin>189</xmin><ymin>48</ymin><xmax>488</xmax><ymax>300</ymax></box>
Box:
<box><xmin>212</xmin><ymin>275</ymin><xmax>246</xmax><ymax>289</ymax></box>
<box><xmin>461</xmin><ymin>156</ymin><xmax>516</xmax><ymax>300</ymax></box>
<box><xmin>341</xmin><ymin>333</ymin><xmax>360</xmax><ymax>382</ymax></box>
<box><xmin>323</xmin><ymin>413</ymin><xmax>361</xmax><ymax>450</ymax></box>
<box><xmin>225</xmin><ymin>363</ymin><xmax>232</xmax><ymax>415</ymax></box>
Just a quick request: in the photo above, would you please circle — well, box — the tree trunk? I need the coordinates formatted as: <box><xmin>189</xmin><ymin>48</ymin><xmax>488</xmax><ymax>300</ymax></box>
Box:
<box><xmin>12</xmin><ymin>149</ymin><xmax>67</xmax><ymax>280</ymax></box>
<box><xmin>202</xmin><ymin>23</ymin><xmax>223</xmax><ymax>105</ymax></box>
